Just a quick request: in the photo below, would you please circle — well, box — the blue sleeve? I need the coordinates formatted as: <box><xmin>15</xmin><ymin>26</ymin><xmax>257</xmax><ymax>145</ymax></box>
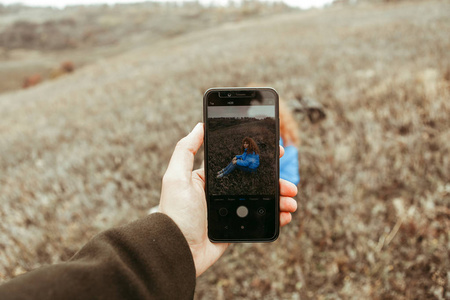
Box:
<box><xmin>236</xmin><ymin>150</ymin><xmax>246</xmax><ymax>160</ymax></box>
<box><xmin>236</xmin><ymin>159</ymin><xmax>250</xmax><ymax>167</ymax></box>
<box><xmin>279</xmin><ymin>145</ymin><xmax>300</xmax><ymax>185</ymax></box>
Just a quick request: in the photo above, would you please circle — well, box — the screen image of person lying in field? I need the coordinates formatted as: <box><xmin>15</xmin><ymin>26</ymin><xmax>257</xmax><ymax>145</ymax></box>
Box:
<box><xmin>216</xmin><ymin>137</ymin><xmax>260</xmax><ymax>178</ymax></box>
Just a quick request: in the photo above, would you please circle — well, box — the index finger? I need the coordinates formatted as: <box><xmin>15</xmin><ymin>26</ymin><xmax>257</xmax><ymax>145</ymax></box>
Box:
<box><xmin>165</xmin><ymin>123</ymin><xmax>204</xmax><ymax>181</ymax></box>
<box><xmin>280</xmin><ymin>178</ymin><xmax>298</xmax><ymax>197</ymax></box>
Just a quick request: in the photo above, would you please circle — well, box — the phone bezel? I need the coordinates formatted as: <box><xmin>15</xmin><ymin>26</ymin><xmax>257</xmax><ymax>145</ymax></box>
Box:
<box><xmin>203</xmin><ymin>87</ymin><xmax>280</xmax><ymax>243</ymax></box>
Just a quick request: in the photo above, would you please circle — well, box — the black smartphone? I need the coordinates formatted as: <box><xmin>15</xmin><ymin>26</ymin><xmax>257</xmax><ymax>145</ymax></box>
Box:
<box><xmin>203</xmin><ymin>87</ymin><xmax>280</xmax><ymax>242</ymax></box>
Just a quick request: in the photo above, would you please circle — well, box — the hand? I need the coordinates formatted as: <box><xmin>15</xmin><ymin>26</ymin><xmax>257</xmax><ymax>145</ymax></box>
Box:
<box><xmin>232</xmin><ymin>157</ymin><xmax>237</xmax><ymax>165</ymax></box>
<box><xmin>159</xmin><ymin>123</ymin><xmax>298</xmax><ymax>277</ymax></box>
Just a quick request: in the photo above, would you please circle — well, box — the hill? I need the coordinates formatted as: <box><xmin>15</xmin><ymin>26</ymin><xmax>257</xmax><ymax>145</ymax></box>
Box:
<box><xmin>0</xmin><ymin>1</ymin><xmax>293</xmax><ymax>93</ymax></box>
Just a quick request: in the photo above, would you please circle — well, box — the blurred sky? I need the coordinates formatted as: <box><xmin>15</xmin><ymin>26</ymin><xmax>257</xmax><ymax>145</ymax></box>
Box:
<box><xmin>0</xmin><ymin>0</ymin><xmax>335</xmax><ymax>9</ymax></box>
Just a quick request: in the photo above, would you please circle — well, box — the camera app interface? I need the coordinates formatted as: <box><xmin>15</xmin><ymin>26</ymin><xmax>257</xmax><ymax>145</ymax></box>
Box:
<box><xmin>206</xmin><ymin>90</ymin><xmax>278</xmax><ymax>240</ymax></box>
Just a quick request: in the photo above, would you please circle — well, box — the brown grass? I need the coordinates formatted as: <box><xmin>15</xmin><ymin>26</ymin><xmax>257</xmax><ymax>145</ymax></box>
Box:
<box><xmin>0</xmin><ymin>2</ymin><xmax>294</xmax><ymax>93</ymax></box>
<box><xmin>0</xmin><ymin>1</ymin><xmax>449</xmax><ymax>299</ymax></box>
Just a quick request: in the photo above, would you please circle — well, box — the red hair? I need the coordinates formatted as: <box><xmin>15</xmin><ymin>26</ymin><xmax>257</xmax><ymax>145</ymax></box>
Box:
<box><xmin>279</xmin><ymin>98</ymin><xmax>300</xmax><ymax>146</ymax></box>
<box><xmin>246</xmin><ymin>83</ymin><xmax>300</xmax><ymax>147</ymax></box>
<box><xmin>241</xmin><ymin>137</ymin><xmax>260</xmax><ymax>154</ymax></box>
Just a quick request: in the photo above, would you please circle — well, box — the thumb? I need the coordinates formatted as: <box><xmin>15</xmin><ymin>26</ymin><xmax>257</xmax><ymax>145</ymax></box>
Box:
<box><xmin>165</xmin><ymin>123</ymin><xmax>204</xmax><ymax>180</ymax></box>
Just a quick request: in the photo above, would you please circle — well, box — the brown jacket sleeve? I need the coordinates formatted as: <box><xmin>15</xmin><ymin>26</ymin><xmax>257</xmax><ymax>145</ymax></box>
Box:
<box><xmin>0</xmin><ymin>213</ymin><xmax>196</xmax><ymax>300</ymax></box>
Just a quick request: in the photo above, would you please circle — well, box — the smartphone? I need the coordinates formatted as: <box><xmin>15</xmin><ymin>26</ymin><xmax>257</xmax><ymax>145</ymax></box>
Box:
<box><xmin>203</xmin><ymin>87</ymin><xmax>280</xmax><ymax>242</ymax></box>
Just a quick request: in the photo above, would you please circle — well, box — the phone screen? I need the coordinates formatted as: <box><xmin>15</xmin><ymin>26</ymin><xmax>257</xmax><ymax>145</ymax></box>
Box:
<box><xmin>204</xmin><ymin>88</ymin><xmax>279</xmax><ymax>242</ymax></box>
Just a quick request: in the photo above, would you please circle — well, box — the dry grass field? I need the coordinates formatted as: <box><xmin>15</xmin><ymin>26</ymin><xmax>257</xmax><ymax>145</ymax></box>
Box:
<box><xmin>0</xmin><ymin>0</ymin><xmax>449</xmax><ymax>299</ymax></box>
<box><xmin>0</xmin><ymin>2</ymin><xmax>293</xmax><ymax>93</ymax></box>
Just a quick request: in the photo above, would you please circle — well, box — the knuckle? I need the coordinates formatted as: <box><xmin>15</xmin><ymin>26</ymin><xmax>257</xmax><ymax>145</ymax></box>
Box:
<box><xmin>176</xmin><ymin>138</ymin><xmax>187</xmax><ymax>149</ymax></box>
<box><xmin>162</xmin><ymin>172</ymin><xmax>188</xmax><ymax>186</ymax></box>
<box><xmin>176</xmin><ymin>138</ymin><xmax>196</xmax><ymax>155</ymax></box>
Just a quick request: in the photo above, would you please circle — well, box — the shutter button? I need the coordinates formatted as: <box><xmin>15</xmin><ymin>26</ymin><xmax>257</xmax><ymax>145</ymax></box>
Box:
<box><xmin>236</xmin><ymin>206</ymin><xmax>248</xmax><ymax>218</ymax></box>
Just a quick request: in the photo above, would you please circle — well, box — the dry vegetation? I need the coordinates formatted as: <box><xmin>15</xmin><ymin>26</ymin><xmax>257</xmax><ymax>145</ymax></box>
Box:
<box><xmin>0</xmin><ymin>0</ymin><xmax>449</xmax><ymax>299</ymax></box>
<box><xmin>0</xmin><ymin>1</ymin><xmax>293</xmax><ymax>93</ymax></box>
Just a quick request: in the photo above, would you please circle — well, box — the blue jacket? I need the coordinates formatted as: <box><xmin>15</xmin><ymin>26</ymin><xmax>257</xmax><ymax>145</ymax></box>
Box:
<box><xmin>236</xmin><ymin>149</ymin><xmax>260</xmax><ymax>170</ymax></box>
<box><xmin>280</xmin><ymin>138</ymin><xmax>300</xmax><ymax>185</ymax></box>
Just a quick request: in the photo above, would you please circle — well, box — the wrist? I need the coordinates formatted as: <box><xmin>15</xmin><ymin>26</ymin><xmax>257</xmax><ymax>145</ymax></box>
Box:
<box><xmin>188</xmin><ymin>243</ymin><xmax>205</xmax><ymax>277</ymax></box>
